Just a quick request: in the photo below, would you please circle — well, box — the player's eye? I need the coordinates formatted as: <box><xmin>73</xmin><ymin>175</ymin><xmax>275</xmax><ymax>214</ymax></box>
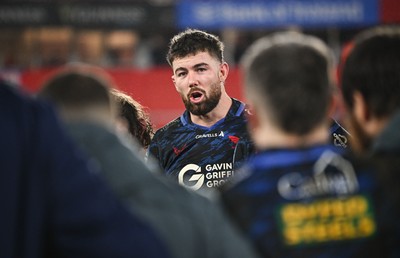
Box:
<box><xmin>177</xmin><ymin>71</ymin><xmax>187</xmax><ymax>77</ymax></box>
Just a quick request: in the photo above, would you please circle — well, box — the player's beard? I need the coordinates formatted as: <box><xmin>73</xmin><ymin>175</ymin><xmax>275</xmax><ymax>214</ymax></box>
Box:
<box><xmin>182</xmin><ymin>82</ymin><xmax>222</xmax><ymax>116</ymax></box>
<box><xmin>346</xmin><ymin>113</ymin><xmax>373</xmax><ymax>154</ymax></box>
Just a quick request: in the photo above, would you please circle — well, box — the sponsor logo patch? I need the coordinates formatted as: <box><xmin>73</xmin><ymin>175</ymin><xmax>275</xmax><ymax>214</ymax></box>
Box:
<box><xmin>178</xmin><ymin>162</ymin><xmax>235</xmax><ymax>190</ymax></box>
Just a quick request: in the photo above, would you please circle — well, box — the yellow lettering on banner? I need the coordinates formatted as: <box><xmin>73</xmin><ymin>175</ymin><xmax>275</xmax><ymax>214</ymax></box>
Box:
<box><xmin>279</xmin><ymin>195</ymin><xmax>376</xmax><ymax>246</ymax></box>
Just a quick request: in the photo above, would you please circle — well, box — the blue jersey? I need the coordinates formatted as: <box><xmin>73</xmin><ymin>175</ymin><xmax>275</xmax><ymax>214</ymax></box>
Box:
<box><xmin>148</xmin><ymin>98</ymin><xmax>255</xmax><ymax>192</ymax></box>
<box><xmin>221</xmin><ymin>145</ymin><xmax>390</xmax><ymax>258</ymax></box>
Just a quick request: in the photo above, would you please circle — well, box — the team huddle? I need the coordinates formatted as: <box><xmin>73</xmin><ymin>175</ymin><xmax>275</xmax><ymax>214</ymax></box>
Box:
<box><xmin>148</xmin><ymin>27</ymin><xmax>400</xmax><ymax>257</ymax></box>
<box><xmin>2</xmin><ymin>25</ymin><xmax>400</xmax><ymax>257</ymax></box>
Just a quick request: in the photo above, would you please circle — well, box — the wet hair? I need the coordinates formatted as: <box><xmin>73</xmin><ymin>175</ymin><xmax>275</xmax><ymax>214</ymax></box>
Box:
<box><xmin>166</xmin><ymin>28</ymin><xmax>224</xmax><ymax>66</ymax></box>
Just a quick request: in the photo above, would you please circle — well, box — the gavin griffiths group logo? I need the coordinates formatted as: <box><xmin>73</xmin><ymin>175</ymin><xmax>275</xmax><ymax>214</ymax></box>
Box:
<box><xmin>178</xmin><ymin>164</ymin><xmax>204</xmax><ymax>190</ymax></box>
<box><xmin>178</xmin><ymin>162</ymin><xmax>235</xmax><ymax>191</ymax></box>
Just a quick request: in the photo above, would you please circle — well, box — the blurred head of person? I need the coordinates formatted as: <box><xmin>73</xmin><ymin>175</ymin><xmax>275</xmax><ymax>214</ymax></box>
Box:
<box><xmin>240</xmin><ymin>31</ymin><xmax>335</xmax><ymax>150</ymax></box>
<box><xmin>340</xmin><ymin>26</ymin><xmax>400</xmax><ymax>154</ymax></box>
<box><xmin>37</xmin><ymin>64</ymin><xmax>116</xmax><ymax>128</ymax></box>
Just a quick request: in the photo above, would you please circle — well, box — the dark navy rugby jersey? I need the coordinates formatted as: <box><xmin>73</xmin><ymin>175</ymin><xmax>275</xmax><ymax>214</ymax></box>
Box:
<box><xmin>221</xmin><ymin>145</ymin><xmax>386</xmax><ymax>258</ymax></box>
<box><xmin>148</xmin><ymin>98</ymin><xmax>255</xmax><ymax>192</ymax></box>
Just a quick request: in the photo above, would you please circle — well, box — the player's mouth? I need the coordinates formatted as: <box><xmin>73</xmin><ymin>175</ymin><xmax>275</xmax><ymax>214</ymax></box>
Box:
<box><xmin>189</xmin><ymin>90</ymin><xmax>205</xmax><ymax>104</ymax></box>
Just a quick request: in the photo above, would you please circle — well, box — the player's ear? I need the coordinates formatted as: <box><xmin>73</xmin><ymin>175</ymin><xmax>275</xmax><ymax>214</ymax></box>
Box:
<box><xmin>246</xmin><ymin>103</ymin><xmax>259</xmax><ymax>132</ymax></box>
<box><xmin>327</xmin><ymin>93</ymin><xmax>337</xmax><ymax>118</ymax></box>
<box><xmin>352</xmin><ymin>90</ymin><xmax>381</xmax><ymax>136</ymax></box>
<box><xmin>171</xmin><ymin>75</ymin><xmax>178</xmax><ymax>90</ymax></box>
<box><xmin>219</xmin><ymin>62</ymin><xmax>229</xmax><ymax>82</ymax></box>
<box><xmin>352</xmin><ymin>90</ymin><xmax>370</xmax><ymax>126</ymax></box>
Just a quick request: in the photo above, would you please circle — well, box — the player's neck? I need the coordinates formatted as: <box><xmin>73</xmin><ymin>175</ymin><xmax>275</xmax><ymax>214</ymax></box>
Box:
<box><xmin>254</xmin><ymin>123</ymin><xmax>330</xmax><ymax>150</ymax></box>
<box><xmin>190</xmin><ymin>94</ymin><xmax>232</xmax><ymax>127</ymax></box>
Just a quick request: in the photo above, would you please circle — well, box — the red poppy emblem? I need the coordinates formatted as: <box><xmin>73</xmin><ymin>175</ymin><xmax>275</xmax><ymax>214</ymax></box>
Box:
<box><xmin>228</xmin><ymin>136</ymin><xmax>240</xmax><ymax>145</ymax></box>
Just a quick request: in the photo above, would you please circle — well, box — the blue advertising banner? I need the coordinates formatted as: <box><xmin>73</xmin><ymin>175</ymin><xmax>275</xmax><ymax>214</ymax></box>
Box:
<box><xmin>177</xmin><ymin>0</ymin><xmax>379</xmax><ymax>29</ymax></box>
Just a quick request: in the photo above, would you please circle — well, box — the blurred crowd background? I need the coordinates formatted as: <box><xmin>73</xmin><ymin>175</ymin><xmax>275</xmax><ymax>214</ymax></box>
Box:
<box><xmin>1</xmin><ymin>0</ymin><xmax>399</xmax><ymax>128</ymax></box>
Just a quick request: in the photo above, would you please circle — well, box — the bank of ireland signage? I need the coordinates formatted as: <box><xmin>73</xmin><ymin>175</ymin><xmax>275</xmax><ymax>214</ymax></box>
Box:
<box><xmin>177</xmin><ymin>0</ymin><xmax>379</xmax><ymax>29</ymax></box>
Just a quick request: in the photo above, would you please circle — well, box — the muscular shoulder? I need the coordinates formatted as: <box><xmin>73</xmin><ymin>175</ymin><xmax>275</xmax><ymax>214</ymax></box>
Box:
<box><xmin>153</xmin><ymin>117</ymin><xmax>183</xmax><ymax>140</ymax></box>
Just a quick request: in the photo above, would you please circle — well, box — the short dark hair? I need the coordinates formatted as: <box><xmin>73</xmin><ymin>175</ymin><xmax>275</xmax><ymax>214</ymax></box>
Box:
<box><xmin>38</xmin><ymin>70</ymin><xmax>111</xmax><ymax>111</ymax></box>
<box><xmin>241</xmin><ymin>31</ymin><xmax>334</xmax><ymax>135</ymax></box>
<box><xmin>111</xmin><ymin>89</ymin><xmax>154</xmax><ymax>148</ymax></box>
<box><xmin>341</xmin><ymin>26</ymin><xmax>400</xmax><ymax>118</ymax></box>
<box><xmin>166</xmin><ymin>28</ymin><xmax>224</xmax><ymax>66</ymax></box>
